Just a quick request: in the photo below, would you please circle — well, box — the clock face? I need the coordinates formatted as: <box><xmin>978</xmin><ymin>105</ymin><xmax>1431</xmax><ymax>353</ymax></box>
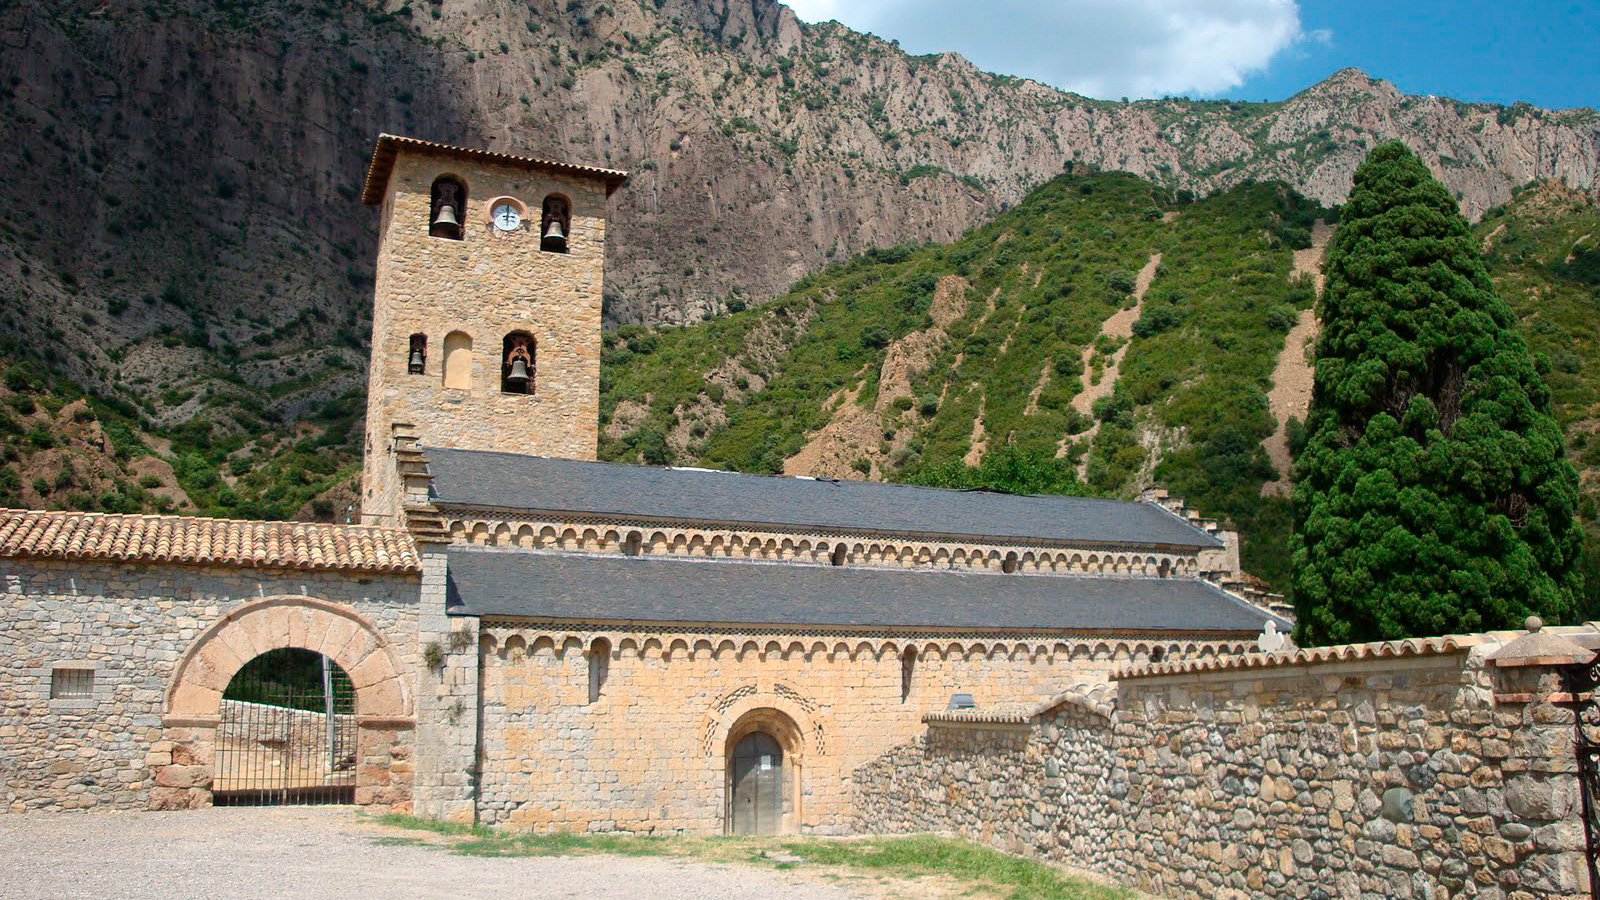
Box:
<box><xmin>492</xmin><ymin>204</ymin><xmax>522</xmax><ymax>232</ymax></box>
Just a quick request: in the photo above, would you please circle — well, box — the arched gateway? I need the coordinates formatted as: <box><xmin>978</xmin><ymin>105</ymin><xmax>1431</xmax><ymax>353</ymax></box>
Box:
<box><xmin>153</xmin><ymin>596</ymin><xmax>413</xmax><ymax>811</ymax></box>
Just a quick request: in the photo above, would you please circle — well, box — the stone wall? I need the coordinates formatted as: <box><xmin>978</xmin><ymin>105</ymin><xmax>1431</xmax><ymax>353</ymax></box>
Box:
<box><xmin>854</xmin><ymin>642</ymin><xmax>1590</xmax><ymax>900</ymax></box>
<box><xmin>0</xmin><ymin>558</ymin><xmax>420</xmax><ymax>813</ymax></box>
<box><xmin>465</xmin><ymin>622</ymin><xmax>1246</xmax><ymax>834</ymax></box>
<box><xmin>361</xmin><ymin>151</ymin><xmax>611</xmax><ymax>521</ymax></box>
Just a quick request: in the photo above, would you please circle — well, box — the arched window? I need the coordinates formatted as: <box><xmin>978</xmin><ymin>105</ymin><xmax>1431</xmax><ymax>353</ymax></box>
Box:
<box><xmin>623</xmin><ymin>531</ymin><xmax>643</xmax><ymax>557</ymax></box>
<box><xmin>500</xmin><ymin>331</ymin><xmax>535</xmax><ymax>394</ymax></box>
<box><xmin>540</xmin><ymin>194</ymin><xmax>571</xmax><ymax>253</ymax></box>
<box><xmin>1157</xmin><ymin>559</ymin><xmax>1171</xmax><ymax>578</ymax></box>
<box><xmin>1002</xmin><ymin>552</ymin><xmax>1019</xmax><ymax>574</ymax></box>
<box><xmin>442</xmin><ymin>331</ymin><xmax>472</xmax><ymax>391</ymax></box>
<box><xmin>429</xmin><ymin>176</ymin><xmax>467</xmax><ymax>240</ymax></box>
<box><xmin>830</xmin><ymin>544</ymin><xmax>847</xmax><ymax>567</ymax></box>
<box><xmin>900</xmin><ymin>648</ymin><xmax>916</xmax><ymax>703</ymax></box>
<box><xmin>1150</xmin><ymin>647</ymin><xmax>1166</xmax><ymax>664</ymax></box>
<box><xmin>587</xmin><ymin>638</ymin><xmax>611</xmax><ymax>704</ymax></box>
<box><xmin>407</xmin><ymin>334</ymin><xmax>427</xmax><ymax>375</ymax></box>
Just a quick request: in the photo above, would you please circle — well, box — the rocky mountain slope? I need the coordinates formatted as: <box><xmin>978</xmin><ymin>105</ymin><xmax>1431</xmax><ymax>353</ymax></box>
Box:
<box><xmin>0</xmin><ymin>0</ymin><xmax>1596</xmax><ymax>536</ymax></box>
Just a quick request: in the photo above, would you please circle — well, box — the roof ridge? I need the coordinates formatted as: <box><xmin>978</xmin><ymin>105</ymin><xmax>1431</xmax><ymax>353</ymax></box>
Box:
<box><xmin>0</xmin><ymin>507</ymin><xmax>410</xmax><ymax>534</ymax></box>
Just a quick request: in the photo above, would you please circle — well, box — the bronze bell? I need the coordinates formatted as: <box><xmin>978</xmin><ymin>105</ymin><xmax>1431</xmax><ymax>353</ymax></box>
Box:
<box><xmin>506</xmin><ymin>356</ymin><xmax>530</xmax><ymax>388</ymax></box>
<box><xmin>408</xmin><ymin>347</ymin><xmax>425</xmax><ymax>374</ymax></box>
<box><xmin>431</xmin><ymin>204</ymin><xmax>460</xmax><ymax>237</ymax></box>
<box><xmin>541</xmin><ymin>218</ymin><xmax>567</xmax><ymax>252</ymax></box>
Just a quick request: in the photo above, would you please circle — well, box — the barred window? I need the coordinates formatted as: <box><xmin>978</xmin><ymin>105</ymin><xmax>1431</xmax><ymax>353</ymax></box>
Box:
<box><xmin>50</xmin><ymin>668</ymin><xmax>94</xmax><ymax>700</ymax></box>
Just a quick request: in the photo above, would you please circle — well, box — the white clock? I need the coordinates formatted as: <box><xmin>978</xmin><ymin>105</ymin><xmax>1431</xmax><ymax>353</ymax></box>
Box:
<box><xmin>491</xmin><ymin>203</ymin><xmax>522</xmax><ymax>232</ymax></box>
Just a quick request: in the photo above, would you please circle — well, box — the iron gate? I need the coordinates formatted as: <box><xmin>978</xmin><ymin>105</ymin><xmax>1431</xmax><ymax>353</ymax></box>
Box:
<box><xmin>214</xmin><ymin>648</ymin><xmax>358</xmax><ymax>806</ymax></box>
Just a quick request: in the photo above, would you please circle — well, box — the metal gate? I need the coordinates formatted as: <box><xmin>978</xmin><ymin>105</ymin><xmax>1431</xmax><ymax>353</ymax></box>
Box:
<box><xmin>730</xmin><ymin>732</ymin><xmax>784</xmax><ymax>835</ymax></box>
<box><xmin>214</xmin><ymin>648</ymin><xmax>358</xmax><ymax>806</ymax></box>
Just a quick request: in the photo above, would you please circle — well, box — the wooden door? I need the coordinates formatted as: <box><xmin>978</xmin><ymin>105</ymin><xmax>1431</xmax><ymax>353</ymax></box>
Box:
<box><xmin>730</xmin><ymin>732</ymin><xmax>783</xmax><ymax>835</ymax></box>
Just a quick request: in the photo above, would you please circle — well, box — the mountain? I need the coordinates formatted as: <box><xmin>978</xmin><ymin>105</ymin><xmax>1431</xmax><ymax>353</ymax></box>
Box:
<box><xmin>0</xmin><ymin>0</ymin><xmax>1597</xmax><ymax>547</ymax></box>
<box><xmin>598</xmin><ymin>170</ymin><xmax>1600</xmax><ymax>597</ymax></box>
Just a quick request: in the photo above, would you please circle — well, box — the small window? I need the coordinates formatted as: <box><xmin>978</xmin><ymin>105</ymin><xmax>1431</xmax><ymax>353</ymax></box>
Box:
<box><xmin>587</xmin><ymin>638</ymin><xmax>611</xmax><ymax>704</ymax></box>
<box><xmin>1002</xmin><ymin>552</ymin><xmax>1019</xmax><ymax>574</ymax></box>
<box><xmin>51</xmin><ymin>668</ymin><xmax>94</xmax><ymax>700</ymax></box>
<box><xmin>430</xmin><ymin>176</ymin><xmax>467</xmax><ymax>240</ymax></box>
<box><xmin>540</xmin><ymin>194</ymin><xmax>571</xmax><ymax>253</ymax></box>
<box><xmin>1150</xmin><ymin>647</ymin><xmax>1166</xmax><ymax>664</ymax></box>
<box><xmin>623</xmin><ymin>531</ymin><xmax>643</xmax><ymax>557</ymax></box>
<box><xmin>407</xmin><ymin>334</ymin><xmax>427</xmax><ymax>375</ymax></box>
<box><xmin>500</xmin><ymin>331</ymin><xmax>535</xmax><ymax>394</ymax></box>
<box><xmin>442</xmin><ymin>331</ymin><xmax>472</xmax><ymax>390</ymax></box>
<box><xmin>900</xmin><ymin>649</ymin><xmax>916</xmax><ymax>703</ymax></box>
<box><xmin>830</xmin><ymin>544</ymin><xmax>848</xmax><ymax>567</ymax></box>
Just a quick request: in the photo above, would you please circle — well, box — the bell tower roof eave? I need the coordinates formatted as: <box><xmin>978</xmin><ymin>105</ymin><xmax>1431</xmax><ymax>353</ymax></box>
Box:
<box><xmin>359</xmin><ymin>133</ymin><xmax>629</xmax><ymax>206</ymax></box>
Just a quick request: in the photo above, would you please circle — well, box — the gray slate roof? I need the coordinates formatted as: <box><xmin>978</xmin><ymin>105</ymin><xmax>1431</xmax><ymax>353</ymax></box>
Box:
<box><xmin>444</xmin><ymin>548</ymin><xmax>1283</xmax><ymax>633</ymax></box>
<box><xmin>424</xmin><ymin>448</ymin><xmax>1220</xmax><ymax>550</ymax></box>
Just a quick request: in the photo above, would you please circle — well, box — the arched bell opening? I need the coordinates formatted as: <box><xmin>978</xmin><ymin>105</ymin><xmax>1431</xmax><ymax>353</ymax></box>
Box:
<box><xmin>430</xmin><ymin>175</ymin><xmax>467</xmax><ymax>240</ymax></box>
<box><xmin>540</xmin><ymin>194</ymin><xmax>571</xmax><ymax>253</ymax></box>
<box><xmin>500</xmin><ymin>331</ymin><xmax>535</xmax><ymax>394</ymax></box>
<box><xmin>724</xmin><ymin>708</ymin><xmax>803</xmax><ymax>835</ymax></box>
<box><xmin>407</xmin><ymin>334</ymin><xmax>427</xmax><ymax>375</ymax></box>
<box><xmin>214</xmin><ymin>648</ymin><xmax>357</xmax><ymax>806</ymax></box>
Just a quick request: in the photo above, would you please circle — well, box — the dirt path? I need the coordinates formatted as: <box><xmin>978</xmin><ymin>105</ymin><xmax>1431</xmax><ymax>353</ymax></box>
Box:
<box><xmin>0</xmin><ymin>808</ymin><xmax>869</xmax><ymax>900</ymax></box>
<box><xmin>963</xmin><ymin>392</ymin><xmax>988</xmax><ymax>466</ymax></box>
<box><xmin>1061</xmin><ymin>252</ymin><xmax>1161</xmax><ymax>467</ymax></box>
<box><xmin>1260</xmin><ymin>219</ymin><xmax>1334</xmax><ymax>496</ymax></box>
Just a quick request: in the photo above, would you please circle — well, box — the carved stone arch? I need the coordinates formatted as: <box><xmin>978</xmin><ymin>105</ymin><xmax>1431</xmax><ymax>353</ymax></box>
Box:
<box><xmin>689</xmin><ymin>534</ymin><xmax>708</xmax><ymax>554</ymax></box>
<box><xmin>671</xmin><ymin>533</ymin><xmax>690</xmax><ymax>553</ymax></box>
<box><xmin>166</xmin><ymin>595</ymin><xmax>412</xmax><ymax>725</ymax></box>
<box><xmin>529</xmin><ymin>636</ymin><xmax>556</xmax><ymax>656</ymax></box>
<box><xmin>691</xmin><ymin>639</ymin><xmax>713</xmax><ymax>659</ymax></box>
<box><xmin>448</xmin><ymin>521</ymin><xmax>467</xmax><ymax>541</ymax></box>
<box><xmin>784</xmin><ymin>641</ymin><xmax>805</xmax><ymax>659</ymax></box>
<box><xmin>641</xmin><ymin>637</ymin><xmax>664</xmax><ymax>660</ymax></box>
<box><xmin>502</xmin><ymin>634</ymin><xmax>528</xmax><ymax>659</ymax></box>
<box><xmin>467</xmin><ymin>522</ymin><xmax>491</xmax><ymax>545</ymax></box>
<box><xmin>558</xmin><ymin>636</ymin><xmax>584</xmax><ymax>658</ymax></box>
<box><xmin>715</xmin><ymin>639</ymin><xmax>738</xmax><ymax>659</ymax></box>
<box><xmin>830</xmin><ymin>641</ymin><xmax>850</xmax><ymax>660</ymax></box>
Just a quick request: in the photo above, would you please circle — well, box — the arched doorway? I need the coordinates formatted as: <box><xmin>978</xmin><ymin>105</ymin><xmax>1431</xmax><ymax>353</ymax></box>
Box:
<box><xmin>158</xmin><ymin>596</ymin><xmax>414</xmax><ymax>812</ymax></box>
<box><xmin>729</xmin><ymin>731</ymin><xmax>783</xmax><ymax>835</ymax></box>
<box><xmin>213</xmin><ymin>648</ymin><xmax>358</xmax><ymax>806</ymax></box>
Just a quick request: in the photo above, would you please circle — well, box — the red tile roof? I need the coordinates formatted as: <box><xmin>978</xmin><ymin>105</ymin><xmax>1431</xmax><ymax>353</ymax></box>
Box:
<box><xmin>0</xmin><ymin>509</ymin><xmax>420</xmax><ymax>574</ymax></box>
<box><xmin>360</xmin><ymin>133</ymin><xmax>628</xmax><ymax>205</ymax></box>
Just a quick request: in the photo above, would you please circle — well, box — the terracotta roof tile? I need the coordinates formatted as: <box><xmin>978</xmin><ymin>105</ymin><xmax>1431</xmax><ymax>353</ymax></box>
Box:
<box><xmin>1110</xmin><ymin>633</ymin><xmax>1492</xmax><ymax>680</ymax></box>
<box><xmin>0</xmin><ymin>509</ymin><xmax>420</xmax><ymax>574</ymax></box>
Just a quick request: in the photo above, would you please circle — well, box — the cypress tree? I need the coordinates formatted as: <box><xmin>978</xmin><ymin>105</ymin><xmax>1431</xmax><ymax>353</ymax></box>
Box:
<box><xmin>1291</xmin><ymin>142</ymin><xmax>1582</xmax><ymax>644</ymax></box>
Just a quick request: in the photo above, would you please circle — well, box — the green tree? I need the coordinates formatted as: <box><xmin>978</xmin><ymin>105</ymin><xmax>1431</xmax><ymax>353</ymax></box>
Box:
<box><xmin>909</xmin><ymin>445</ymin><xmax>1088</xmax><ymax>497</ymax></box>
<box><xmin>1292</xmin><ymin>143</ymin><xmax>1582</xmax><ymax>644</ymax></box>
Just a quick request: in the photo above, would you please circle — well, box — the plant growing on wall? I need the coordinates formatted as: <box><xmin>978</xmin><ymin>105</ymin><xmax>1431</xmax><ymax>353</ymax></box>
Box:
<box><xmin>1292</xmin><ymin>142</ymin><xmax>1583</xmax><ymax>644</ymax></box>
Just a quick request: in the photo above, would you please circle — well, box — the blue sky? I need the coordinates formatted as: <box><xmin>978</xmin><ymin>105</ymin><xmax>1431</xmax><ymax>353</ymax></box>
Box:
<box><xmin>784</xmin><ymin>0</ymin><xmax>1599</xmax><ymax>110</ymax></box>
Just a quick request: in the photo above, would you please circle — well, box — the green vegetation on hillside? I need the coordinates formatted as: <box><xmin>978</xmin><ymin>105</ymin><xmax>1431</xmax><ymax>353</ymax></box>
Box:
<box><xmin>1294</xmin><ymin>144</ymin><xmax>1582</xmax><ymax>643</ymax></box>
<box><xmin>601</xmin><ymin>167</ymin><xmax>1327</xmax><ymax>588</ymax></box>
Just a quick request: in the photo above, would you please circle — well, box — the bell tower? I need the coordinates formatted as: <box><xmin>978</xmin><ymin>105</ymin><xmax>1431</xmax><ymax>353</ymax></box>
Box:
<box><xmin>357</xmin><ymin>134</ymin><xmax>627</xmax><ymax>522</ymax></box>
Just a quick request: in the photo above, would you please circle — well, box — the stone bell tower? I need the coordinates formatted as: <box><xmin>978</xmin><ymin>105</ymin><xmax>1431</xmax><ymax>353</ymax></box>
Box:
<box><xmin>357</xmin><ymin>134</ymin><xmax>628</xmax><ymax>523</ymax></box>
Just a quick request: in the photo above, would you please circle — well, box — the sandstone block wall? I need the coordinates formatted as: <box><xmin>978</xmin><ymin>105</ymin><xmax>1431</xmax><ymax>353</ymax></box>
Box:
<box><xmin>854</xmin><ymin>649</ymin><xmax>1588</xmax><ymax>900</ymax></box>
<box><xmin>362</xmin><ymin>152</ymin><xmax>610</xmax><ymax>520</ymax></box>
<box><xmin>0</xmin><ymin>559</ymin><xmax>421</xmax><ymax>813</ymax></box>
<box><xmin>467</xmin><ymin>624</ymin><xmax>1229</xmax><ymax>834</ymax></box>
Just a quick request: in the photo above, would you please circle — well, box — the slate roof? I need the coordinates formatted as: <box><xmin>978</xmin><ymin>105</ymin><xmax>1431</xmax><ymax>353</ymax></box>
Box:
<box><xmin>0</xmin><ymin>509</ymin><xmax>421</xmax><ymax>574</ymax></box>
<box><xmin>444</xmin><ymin>548</ymin><xmax>1283</xmax><ymax>633</ymax></box>
<box><xmin>424</xmin><ymin>447</ymin><xmax>1221</xmax><ymax>550</ymax></box>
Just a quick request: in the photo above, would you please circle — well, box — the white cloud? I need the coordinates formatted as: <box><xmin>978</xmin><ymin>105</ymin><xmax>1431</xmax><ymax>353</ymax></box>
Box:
<box><xmin>782</xmin><ymin>0</ymin><xmax>1313</xmax><ymax>100</ymax></box>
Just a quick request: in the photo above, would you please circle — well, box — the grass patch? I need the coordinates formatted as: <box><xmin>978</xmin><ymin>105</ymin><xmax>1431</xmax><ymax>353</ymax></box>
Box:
<box><xmin>373</xmin><ymin>816</ymin><xmax>1132</xmax><ymax>899</ymax></box>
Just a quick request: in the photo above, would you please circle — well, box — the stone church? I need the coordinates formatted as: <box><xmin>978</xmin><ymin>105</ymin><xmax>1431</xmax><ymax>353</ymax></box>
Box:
<box><xmin>0</xmin><ymin>136</ymin><xmax>1286</xmax><ymax>833</ymax></box>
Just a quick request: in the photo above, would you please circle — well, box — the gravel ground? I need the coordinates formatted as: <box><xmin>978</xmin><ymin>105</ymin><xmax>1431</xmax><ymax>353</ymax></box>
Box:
<box><xmin>0</xmin><ymin>808</ymin><xmax>869</xmax><ymax>900</ymax></box>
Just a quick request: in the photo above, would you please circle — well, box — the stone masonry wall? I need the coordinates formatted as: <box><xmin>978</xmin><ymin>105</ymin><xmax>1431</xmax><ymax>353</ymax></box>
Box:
<box><xmin>361</xmin><ymin>152</ymin><xmax>610</xmax><ymax>521</ymax></box>
<box><xmin>854</xmin><ymin>648</ymin><xmax>1588</xmax><ymax>900</ymax></box>
<box><xmin>0</xmin><ymin>558</ymin><xmax>420</xmax><ymax>813</ymax></box>
<box><xmin>469</xmin><ymin>623</ymin><xmax>1244</xmax><ymax>834</ymax></box>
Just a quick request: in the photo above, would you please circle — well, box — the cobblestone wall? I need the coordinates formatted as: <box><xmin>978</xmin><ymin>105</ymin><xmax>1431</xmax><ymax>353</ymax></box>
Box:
<box><xmin>854</xmin><ymin>646</ymin><xmax>1589</xmax><ymax>900</ymax></box>
<box><xmin>0</xmin><ymin>559</ymin><xmax>420</xmax><ymax>813</ymax></box>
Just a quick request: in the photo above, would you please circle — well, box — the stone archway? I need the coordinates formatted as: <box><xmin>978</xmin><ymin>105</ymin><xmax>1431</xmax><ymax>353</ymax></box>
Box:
<box><xmin>151</xmin><ymin>596</ymin><xmax>414</xmax><ymax>812</ymax></box>
<box><xmin>720</xmin><ymin>705</ymin><xmax>808</xmax><ymax>834</ymax></box>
